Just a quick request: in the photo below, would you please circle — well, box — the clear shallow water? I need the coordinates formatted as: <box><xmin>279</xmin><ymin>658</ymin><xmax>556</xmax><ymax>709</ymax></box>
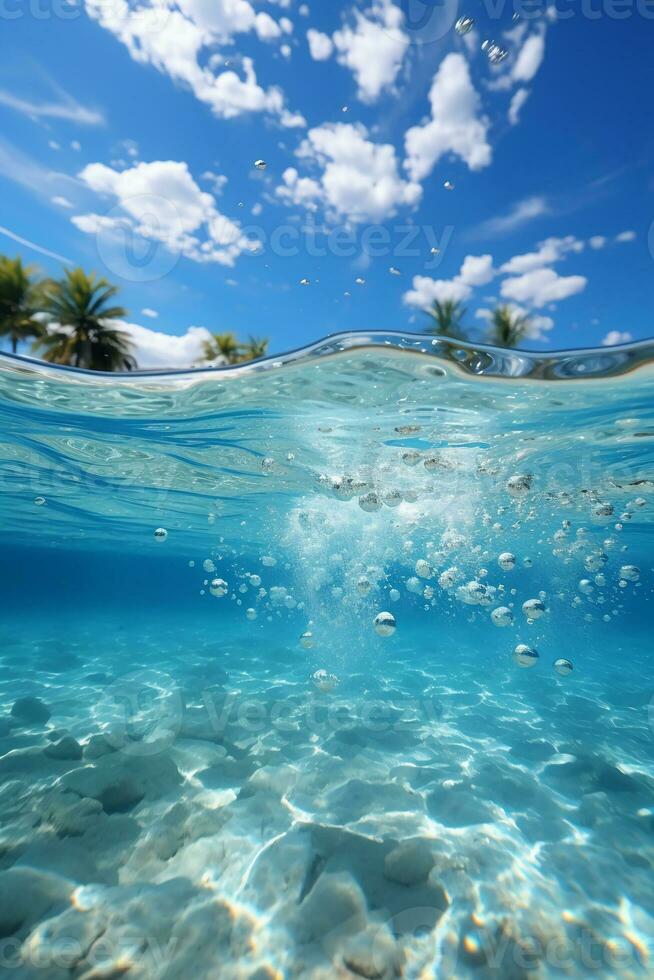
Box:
<box><xmin>1</xmin><ymin>333</ymin><xmax>653</xmax><ymax>979</ymax></box>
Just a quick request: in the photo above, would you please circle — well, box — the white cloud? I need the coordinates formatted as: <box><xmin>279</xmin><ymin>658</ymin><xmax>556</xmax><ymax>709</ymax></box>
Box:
<box><xmin>307</xmin><ymin>28</ymin><xmax>333</xmax><ymax>60</ymax></box>
<box><xmin>512</xmin><ymin>33</ymin><xmax>545</xmax><ymax>83</ymax></box>
<box><xmin>500</xmin><ymin>235</ymin><xmax>583</xmax><ymax>274</ymax></box>
<box><xmin>141</xmin><ymin>308</ymin><xmax>159</xmax><ymax>318</ymax></box>
<box><xmin>404</xmin><ymin>275</ymin><xmax>471</xmax><ymax>309</ymax></box>
<box><xmin>589</xmin><ymin>235</ymin><xmax>606</xmax><ymax>250</ymax></box>
<box><xmin>458</xmin><ymin>253</ymin><xmax>494</xmax><ymax>287</ymax></box>
<box><xmin>255</xmin><ymin>11</ymin><xmax>282</xmax><ymax>40</ymax></box>
<box><xmin>404</xmin><ymin>54</ymin><xmax>491</xmax><ymax>182</ymax></box>
<box><xmin>333</xmin><ymin>0</ymin><xmax>408</xmax><ymax>103</ymax></box>
<box><xmin>403</xmin><ymin>253</ymin><xmax>494</xmax><ymax>309</ymax></box>
<box><xmin>616</xmin><ymin>230</ymin><xmax>636</xmax><ymax>242</ymax></box>
<box><xmin>275</xmin><ymin>166</ymin><xmax>322</xmax><ymax>210</ymax></box>
<box><xmin>0</xmin><ymin>88</ymin><xmax>104</xmax><ymax>126</ymax></box>
<box><xmin>602</xmin><ymin>330</ymin><xmax>633</xmax><ymax>346</ymax></box>
<box><xmin>74</xmin><ymin>159</ymin><xmax>257</xmax><ymax>266</ymax></box>
<box><xmin>473</xmin><ymin>196</ymin><xmax>549</xmax><ymax>238</ymax></box>
<box><xmin>83</xmin><ymin>0</ymin><xmax>304</xmax><ymax>126</ymax></box>
<box><xmin>508</xmin><ymin>88</ymin><xmax>529</xmax><ymax>125</ymax></box>
<box><xmin>118</xmin><ymin>321</ymin><xmax>214</xmax><ymax>368</ymax></box>
<box><xmin>281</xmin><ymin>122</ymin><xmax>422</xmax><ymax>223</ymax></box>
<box><xmin>488</xmin><ymin>27</ymin><xmax>547</xmax><ymax>93</ymax></box>
<box><xmin>501</xmin><ymin>266</ymin><xmax>587</xmax><ymax>307</ymax></box>
<box><xmin>51</xmin><ymin>195</ymin><xmax>74</xmax><ymax>208</ymax></box>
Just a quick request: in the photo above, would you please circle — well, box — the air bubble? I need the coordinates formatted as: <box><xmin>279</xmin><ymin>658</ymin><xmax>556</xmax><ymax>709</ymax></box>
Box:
<box><xmin>455</xmin><ymin>15</ymin><xmax>475</xmax><ymax>34</ymax></box>
<box><xmin>209</xmin><ymin>578</ymin><xmax>228</xmax><ymax>597</ymax></box>
<box><xmin>513</xmin><ymin>644</ymin><xmax>539</xmax><ymax>668</ymax></box>
<box><xmin>373</xmin><ymin>611</ymin><xmax>396</xmax><ymax>637</ymax></box>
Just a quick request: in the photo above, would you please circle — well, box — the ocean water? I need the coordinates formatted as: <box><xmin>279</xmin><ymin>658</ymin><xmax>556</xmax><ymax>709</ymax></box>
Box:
<box><xmin>0</xmin><ymin>333</ymin><xmax>653</xmax><ymax>979</ymax></box>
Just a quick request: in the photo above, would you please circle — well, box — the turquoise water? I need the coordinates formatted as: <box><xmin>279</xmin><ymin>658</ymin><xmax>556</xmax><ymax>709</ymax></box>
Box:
<box><xmin>1</xmin><ymin>333</ymin><xmax>653</xmax><ymax>978</ymax></box>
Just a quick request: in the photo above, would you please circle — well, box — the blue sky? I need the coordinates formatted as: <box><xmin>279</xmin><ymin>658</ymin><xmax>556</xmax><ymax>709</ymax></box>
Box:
<box><xmin>1</xmin><ymin>0</ymin><xmax>653</xmax><ymax>366</ymax></box>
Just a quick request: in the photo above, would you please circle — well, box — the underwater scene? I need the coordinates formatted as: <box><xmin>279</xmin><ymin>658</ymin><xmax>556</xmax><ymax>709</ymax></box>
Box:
<box><xmin>1</xmin><ymin>333</ymin><xmax>653</xmax><ymax>979</ymax></box>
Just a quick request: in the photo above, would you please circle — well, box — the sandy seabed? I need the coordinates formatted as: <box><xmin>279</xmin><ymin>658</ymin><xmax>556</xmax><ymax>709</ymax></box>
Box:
<box><xmin>1</xmin><ymin>613</ymin><xmax>653</xmax><ymax>980</ymax></box>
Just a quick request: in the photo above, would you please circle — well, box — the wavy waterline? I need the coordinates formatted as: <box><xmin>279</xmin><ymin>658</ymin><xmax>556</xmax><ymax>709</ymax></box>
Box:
<box><xmin>1</xmin><ymin>331</ymin><xmax>654</xmax><ymax>384</ymax></box>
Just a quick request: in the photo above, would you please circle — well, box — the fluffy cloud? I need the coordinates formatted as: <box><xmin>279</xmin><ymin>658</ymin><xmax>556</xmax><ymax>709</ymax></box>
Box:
<box><xmin>74</xmin><ymin>159</ymin><xmax>257</xmax><ymax>266</ymax></box>
<box><xmin>118</xmin><ymin>321</ymin><xmax>214</xmax><ymax>368</ymax></box>
<box><xmin>275</xmin><ymin>166</ymin><xmax>322</xmax><ymax>210</ymax></box>
<box><xmin>307</xmin><ymin>28</ymin><xmax>333</xmax><ymax>60</ymax></box>
<box><xmin>616</xmin><ymin>230</ymin><xmax>636</xmax><ymax>242</ymax></box>
<box><xmin>602</xmin><ymin>330</ymin><xmax>633</xmax><ymax>346</ymax></box>
<box><xmin>279</xmin><ymin>122</ymin><xmax>421</xmax><ymax>223</ymax></box>
<box><xmin>458</xmin><ymin>253</ymin><xmax>494</xmax><ymax>287</ymax></box>
<box><xmin>333</xmin><ymin>0</ymin><xmax>408</xmax><ymax>103</ymax></box>
<box><xmin>500</xmin><ymin>235</ymin><xmax>583</xmax><ymax>274</ymax></box>
<box><xmin>83</xmin><ymin>0</ymin><xmax>303</xmax><ymax>126</ymax></box>
<box><xmin>512</xmin><ymin>33</ymin><xmax>545</xmax><ymax>84</ymax></box>
<box><xmin>508</xmin><ymin>88</ymin><xmax>529</xmax><ymax>126</ymax></box>
<box><xmin>404</xmin><ymin>54</ymin><xmax>491</xmax><ymax>182</ymax></box>
<box><xmin>403</xmin><ymin>254</ymin><xmax>493</xmax><ymax>309</ymax></box>
<box><xmin>501</xmin><ymin>266</ymin><xmax>587</xmax><ymax>307</ymax></box>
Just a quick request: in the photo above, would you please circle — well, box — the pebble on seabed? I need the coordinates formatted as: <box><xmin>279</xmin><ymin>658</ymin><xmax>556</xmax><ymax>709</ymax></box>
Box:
<box><xmin>374</xmin><ymin>611</ymin><xmax>396</xmax><ymax>636</ymax></box>
<box><xmin>209</xmin><ymin>578</ymin><xmax>228</xmax><ymax>597</ymax></box>
<box><xmin>513</xmin><ymin>644</ymin><xmax>539</xmax><ymax>667</ymax></box>
<box><xmin>553</xmin><ymin>658</ymin><xmax>574</xmax><ymax>676</ymax></box>
<box><xmin>312</xmin><ymin>669</ymin><xmax>339</xmax><ymax>692</ymax></box>
<box><xmin>154</xmin><ymin>528</ymin><xmax>168</xmax><ymax>541</ymax></box>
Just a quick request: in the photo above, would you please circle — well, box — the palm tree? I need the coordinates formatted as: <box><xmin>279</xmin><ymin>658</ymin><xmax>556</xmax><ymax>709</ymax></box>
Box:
<box><xmin>201</xmin><ymin>332</ymin><xmax>243</xmax><ymax>365</ymax></box>
<box><xmin>34</xmin><ymin>267</ymin><xmax>135</xmax><ymax>370</ymax></box>
<box><xmin>486</xmin><ymin>305</ymin><xmax>531</xmax><ymax>348</ymax></box>
<box><xmin>0</xmin><ymin>256</ymin><xmax>45</xmax><ymax>353</ymax></box>
<box><xmin>240</xmin><ymin>336</ymin><xmax>269</xmax><ymax>361</ymax></box>
<box><xmin>425</xmin><ymin>299</ymin><xmax>467</xmax><ymax>340</ymax></box>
